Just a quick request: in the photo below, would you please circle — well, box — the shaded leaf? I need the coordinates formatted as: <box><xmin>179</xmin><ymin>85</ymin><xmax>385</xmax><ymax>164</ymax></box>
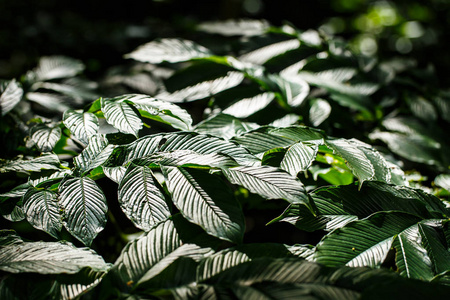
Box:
<box><xmin>0</xmin><ymin>153</ymin><xmax>62</xmax><ymax>173</ymax></box>
<box><xmin>33</xmin><ymin>56</ymin><xmax>84</xmax><ymax>81</ymax></box>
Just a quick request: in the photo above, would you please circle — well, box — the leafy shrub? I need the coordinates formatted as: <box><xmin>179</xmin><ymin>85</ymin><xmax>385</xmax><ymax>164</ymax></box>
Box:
<box><xmin>1</xmin><ymin>20</ymin><xmax>450</xmax><ymax>299</ymax></box>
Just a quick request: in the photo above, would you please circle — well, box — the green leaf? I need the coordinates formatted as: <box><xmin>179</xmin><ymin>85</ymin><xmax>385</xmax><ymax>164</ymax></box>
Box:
<box><xmin>63</xmin><ymin>109</ymin><xmax>99</xmax><ymax>145</ymax></box>
<box><xmin>59</xmin><ymin>177</ymin><xmax>108</xmax><ymax>246</ymax></box>
<box><xmin>74</xmin><ymin>135</ymin><xmax>115</xmax><ymax>175</ymax></box>
<box><xmin>118</xmin><ymin>165</ymin><xmax>171</xmax><ymax>231</ymax></box>
<box><xmin>222</xmin><ymin>166</ymin><xmax>308</xmax><ymax>205</ymax></box>
<box><xmin>197</xmin><ymin>19</ymin><xmax>270</xmax><ymax>36</ymax></box>
<box><xmin>125</xmin><ymin>38</ymin><xmax>213</xmax><ymax>64</ymax></box>
<box><xmin>195</xmin><ymin>113</ymin><xmax>260</xmax><ymax>140</ymax></box>
<box><xmin>239</xmin><ymin>39</ymin><xmax>301</xmax><ymax>65</ymax></box>
<box><xmin>29</xmin><ymin>123</ymin><xmax>62</xmax><ymax>152</ymax></box>
<box><xmin>162</xmin><ymin>167</ymin><xmax>245</xmax><ymax>243</ymax></box>
<box><xmin>0</xmin><ymin>79</ymin><xmax>23</xmax><ymax>116</ymax></box>
<box><xmin>0</xmin><ymin>240</ymin><xmax>109</xmax><ymax>274</ymax></box>
<box><xmin>314</xmin><ymin>212</ymin><xmax>422</xmax><ymax>267</ymax></box>
<box><xmin>325</xmin><ymin>138</ymin><xmax>375</xmax><ymax>186</ymax></box>
<box><xmin>124</xmin><ymin>94</ymin><xmax>193</xmax><ymax>130</ymax></box>
<box><xmin>222</xmin><ymin>92</ymin><xmax>275</xmax><ymax>118</ymax></box>
<box><xmin>156</xmin><ymin>71</ymin><xmax>245</xmax><ymax>103</ymax></box>
<box><xmin>23</xmin><ymin>188</ymin><xmax>62</xmax><ymax>239</ymax></box>
<box><xmin>280</xmin><ymin>140</ymin><xmax>321</xmax><ymax>176</ymax></box>
<box><xmin>101</xmin><ymin>97</ymin><xmax>143</xmax><ymax>137</ymax></box>
<box><xmin>0</xmin><ymin>153</ymin><xmax>62</xmax><ymax>173</ymax></box>
<box><xmin>119</xmin><ymin>132</ymin><xmax>259</xmax><ymax>167</ymax></box>
<box><xmin>32</xmin><ymin>56</ymin><xmax>84</xmax><ymax>81</ymax></box>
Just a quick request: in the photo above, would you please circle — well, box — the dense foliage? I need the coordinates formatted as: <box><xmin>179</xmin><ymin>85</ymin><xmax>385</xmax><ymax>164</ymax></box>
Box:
<box><xmin>1</xmin><ymin>17</ymin><xmax>450</xmax><ymax>299</ymax></box>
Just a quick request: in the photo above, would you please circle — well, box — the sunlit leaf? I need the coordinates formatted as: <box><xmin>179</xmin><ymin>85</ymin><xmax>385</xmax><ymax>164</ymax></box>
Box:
<box><xmin>197</xmin><ymin>19</ymin><xmax>270</xmax><ymax>36</ymax></box>
<box><xmin>74</xmin><ymin>135</ymin><xmax>115</xmax><ymax>175</ymax></box>
<box><xmin>0</xmin><ymin>79</ymin><xmax>23</xmax><ymax>116</ymax></box>
<box><xmin>239</xmin><ymin>39</ymin><xmax>301</xmax><ymax>65</ymax></box>
<box><xmin>101</xmin><ymin>97</ymin><xmax>143</xmax><ymax>137</ymax></box>
<box><xmin>63</xmin><ymin>109</ymin><xmax>99</xmax><ymax>144</ymax></box>
<box><xmin>33</xmin><ymin>56</ymin><xmax>84</xmax><ymax>81</ymax></box>
<box><xmin>222</xmin><ymin>92</ymin><xmax>275</xmax><ymax>118</ymax></box>
<box><xmin>0</xmin><ymin>153</ymin><xmax>62</xmax><ymax>174</ymax></box>
<box><xmin>29</xmin><ymin>123</ymin><xmax>62</xmax><ymax>152</ymax></box>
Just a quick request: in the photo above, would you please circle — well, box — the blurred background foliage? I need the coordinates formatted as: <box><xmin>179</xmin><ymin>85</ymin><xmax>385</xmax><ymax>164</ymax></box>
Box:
<box><xmin>1</xmin><ymin>0</ymin><xmax>449</xmax><ymax>85</ymax></box>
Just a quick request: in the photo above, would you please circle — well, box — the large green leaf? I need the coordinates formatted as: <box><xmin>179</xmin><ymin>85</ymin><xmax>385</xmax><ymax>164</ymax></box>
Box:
<box><xmin>74</xmin><ymin>134</ymin><xmax>115</xmax><ymax>175</ymax></box>
<box><xmin>197</xmin><ymin>19</ymin><xmax>270</xmax><ymax>36</ymax></box>
<box><xmin>222</xmin><ymin>166</ymin><xmax>308</xmax><ymax>205</ymax></box>
<box><xmin>156</xmin><ymin>71</ymin><xmax>245</xmax><ymax>103</ymax></box>
<box><xmin>101</xmin><ymin>97</ymin><xmax>143</xmax><ymax>137</ymax></box>
<box><xmin>117</xmin><ymin>131</ymin><xmax>259</xmax><ymax>167</ymax></box>
<box><xmin>0</xmin><ymin>240</ymin><xmax>109</xmax><ymax>274</ymax></box>
<box><xmin>63</xmin><ymin>109</ymin><xmax>99</xmax><ymax>145</ymax></box>
<box><xmin>222</xmin><ymin>92</ymin><xmax>275</xmax><ymax>118</ymax></box>
<box><xmin>280</xmin><ymin>140</ymin><xmax>321</xmax><ymax>176</ymax></box>
<box><xmin>125</xmin><ymin>38</ymin><xmax>213</xmax><ymax>64</ymax></box>
<box><xmin>0</xmin><ymin>153</ymin><xmax>62</xmax><ymax>173</ymax></box>
<box><xmin>123</xmin><ymin>94</ymin><xmax>193</xmax><ymax>130</ymax></box>
<box><xmin>29</xmin><ymin>123</ymin><xmax>62</xmax><ymax>152</ymax></box>
<box><xmin>118</xmin><ymin>165</ymin><xmax>171</xmax><ymax>231</ymax></box>
<box><xmin>32</xmin><ymin>56</ymin><xmax>84</xmax><ymax>81</ymax></box>
<box><xmin>0</xmin><ymin>79</ymin><xmax>23</xmax><ymax>116</ymax></box>
<box><xmin>58</xmin><ymin>177</ymin><xmax>108</xmax><ymax>246</ymax></box>
<box><xmin>22</xmin><ymin>188</ymin><xmax>62</xmax><ymax>239</ymax></box>
<box><xmin>314</xmin><ymin>212</ymin><xmax>423</xmax><ymax>268</ymax></box>
<box><xmin>162</xmin><ymin>167</ymin><xmax>245</xmax><ymax>243</ymax></box>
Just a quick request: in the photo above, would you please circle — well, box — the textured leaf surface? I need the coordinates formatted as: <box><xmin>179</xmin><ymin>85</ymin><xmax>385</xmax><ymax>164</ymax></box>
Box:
<box><xmin>0</xmin><ymin>79</ymin><xmax>23</xmax><ymax>116</ymax></box>
<box><xmin>222</xmin><ymin>92</ymin><xmax>275</xmax><ymax>118</ymax></box>
<box><xmin>118</xmin><ymin>165</ymin><xmax>170</xmax><ymax>231</ymax></box>
<box><xmin>33</xmin><ymin>56</ymin><xmax>84</xmax><ymax>81</ymax></box>
<box><xmin>63</xmin><ymin>109</ymin><xmax>99</xmax><ymax>144</ymax></box>
<box><xmin>163</xmin><ymin>167</ymin><xmax>245</xmax><ymax>243</ymax></box>
<box><xmin>125</xmin><ymin>38</ymin><xmax>212</xmax><ymax>63</ymax></box>
<box><xmin>0</xmin><ymin>153</ymin><xmax>62</xmax><ymax>173</ymax></box>
<box><xmin>222</xmin><ymin>166</ymin><xmax>308</xmax><ymax>204</ymax></box>
<box><xmin>195</xmin><ymin>114</ymin><xmax>260</xmax><ymax>140</ymax></box>
<box><xmin>102</xmin><ymin>166</ymin><xmax>127</xmax><ymax>183</ymax></box>
<box><xmin>101</xmin><ymin>97</ymin><xmax>143</xmax><ymax>137</ymax></box>
<box><xmin>74</xmin><ymin>135</ymin><xmax>115</xmax><ymax>175</ymax></box>
<box><xmin>280</xmin><ymin>140</ymin><xmax>321</xmax><ymax>176</ymax></box>
<box><xmin>23</xmin><ymin>188</ymin><xmax>62</xmax><ymax>238</ymax></box>
<box><xmin>309</xmin><ymin>98</ymin><xmax>331</xmax><ymax>126</ymax></box>
<box><xmin>0</xmin><ymin>241</ymin><xmax>109</xmax><ymax>274</ymax></box>
<box><xmin>29</xmin><ymin>123</ymin><xmax>61</xmax><ymax>152</ymax></box>
<box><xmin>239</xmin><ymin>39</ymin><xmax>301</xmax><ymax>65</ymax></box>
<box><xmin>59</xmin><ymin>177</ymin><xmax>107</xmax><ymax>246</ymax></box>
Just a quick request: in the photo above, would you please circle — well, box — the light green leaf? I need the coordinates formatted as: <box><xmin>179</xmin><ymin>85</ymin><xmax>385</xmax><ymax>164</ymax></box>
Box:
<box><xmin>29</xmin><ymin>123</ymin><xmax>62</xmax><ymax>152</ymax></box>
<box><xmin>280</xmin><ymin>140</ymin><xmax>321</xmax><ymax>176</ymax></box>
<box><xmin>33</xmin><ymin>56</ymin><xmax>84</xmax><ymax>81</ymax></box>
<box><xmin>223</xmin><ymin>92</ymin><xmax>275</xmax><ymax>118</ymax></box>
<box><xmin>125</xmin><ymin>38</ymin><xmax>213</xmax><ymax>64</ymax></box>
<box><xmin>0</xmin><ymin>153</ymin><xmax>62</xmax><ymax>174</ymax></box>
<box><xmin>59</xmin><ymin>177</ymin><xmax>108</xmax><ymax>246</ymax></box>
<box><xmin>101</xmin><ymin>97</ymin><xmax>143</xmax><ymax>137</ymax></box>
<box><xmin>162</xmin><ymin>167</ymin><xmax>245</xmax><ymax>243</ymax></box>
<box><xmin>118</xmin><ymin>165</ymin><xmax>170</xmax><ymax>231</ymax></box>
<box><xmin>0</xmin><ymin>79</ymin><xmax>23</xmax><ymax>116</ymax></box>
<box><xmin>222</xmin><ymin>166</ymin><xmax>308</xmax><ymax>204</ymax></box>
<box><xmin>156</xmin><ymin>71</ymin><xmax>244</xmax><ymax>103</ymax></box>
<box><xmin>0</xmin><ymin>241</ymin><xmax>109</xmax><ymax>274</ymax></box>
<box><xmin>63</xmin><ymin>109</ymin><xmax>99</xmax><ymax>144</ymax></box>
<box><xmin>74</xmin><ymin>135</ymin><xmax>115</xmax><ymax>175</ymax></box>
<box><xmin>23</xmin><ymin>188</ymin><xmax>62</xmax><ymax>239</ymax></box>
<box><xmin>197</xmin><ymin>19</ymin><xmax>270</xmax><ymax>36</ymax></box>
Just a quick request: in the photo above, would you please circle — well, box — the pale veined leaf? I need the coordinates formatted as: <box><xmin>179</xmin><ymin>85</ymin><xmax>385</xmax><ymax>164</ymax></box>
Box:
<box><xmin>0</xmin><ymin>183</ymin><xmax>30</xmax><ymax>199</ymax></box>
<box><xmin>118</xmin><ymin>165</ymin><xmax>171</xmax><ymax>231</ymax></box>
<box><xmin>325</xmin><ymin>138</ymin><xmax>375</xmax><ymax>187</ymax></box>
<box><xmin>29</xmin><ymin>123</ymin><xmax>62</xmax><ymax>152</ymax></box>
<box><xmin>162</xmin><ymin>167</ymin><xmax>245</xmax><ymax>243</ymax></box>
<box><xmin>314</xmin><ymin>212</ymin><xmax>422</xmax><ymax>268</ymax></box>
<box><xmin>280</xmin><ymin>140</ymin><xmax>322</xmax><ymax>176</ymax></box>
<box><xmin>195</xmin><ymin>113</ymin><xmax>260</xmax><ymax>140</ymax></box>
<box><xmin>25</xmin><ymin>92</ymin><xmax>71</xmax><ymax>113</ymax></box>
<box><xmin>269</xmin><ymin>114</ymin><xmax>300</xmax><ymax>127</ymax></box>
<box><xmin>406</xmin><ymin>94</ymin><xmax>438</xmax><ymax>122</ymax></box>
<box><xmin>32</xmin><ymin>56</ymin><xmax>85</xmax><ymax>81</ymax></box>
<box><xmin>309</xmin><ymin>98</ymin><xmax>331</xmax><ymax>126</ymax></box>
<box><xmin>268</xmin><ymin>125</ymin><xmax>325</xmax><ymax>141</ymax></box>
<box><xmin>59</xmin><ymin>177</ymin><xmax>108</xmax><ymax>246</ymax></box>
<box><xmin>125</xmin><ymin>38</ymin><xmax>213</xmax><ymax>64</ymax></box>
<box><xmin>22</xmin><ymin>188</ymin><xmax>62</xmax><ymax>239</ymax></box>
<box><xmin>0</xmin><ymin>240</ymin><xmax>109</xmax><ymax>274</ymax></box>
<box><xmin>74</xmin><ymin>134</ymin><xmax>115</xmax><ymax>175</ymax></box>
<box><xmin>101</xmin><ymin>97</ymin><xmax>143</xmax><ymax>137</ymax></box>
<box><xmin>120</xmin><ymin>131</ymin><xmax>259</xmax><ymax>167</ymax></box>
<box><xmin>273</xmin><ymin>74</ymin><xmax>310</xmax><ymax>107</ymax></box>
<box><xmin>28</xmin><ymin>169</ymin><xmax>71</xmax><ymax>187</ymax></box>
<box><xmin>0</xmin><ymin>153</ymin><xmax>62</xmax><ymax>173</ymax></box>
<box><xmin>197</xmin><ymin>19</ymin><xmax>270</xmax><ymax>36</ymax></box>
<box><xmin>133</xmin><ymin>150</ymin><xmax>238</xmax><ymax>168</ymax></box>
<box><xmin>435</xmin><ymin>174</ymin><xmax>450</xmax><ymax>192</ymax></box>
<box><xmin>0</xmin><ymin>230</ymin><xmax>23</xmax><ymax>246</ymax></box>
<box><xmin>63</xmin><ymin>109</ymin><xmax>99</xmax><ymax>145</ymax></box>
<box><xmin>102</xmin><ymin>166</ymin><xmax>127</xmax><ymax>184</ymax></box>
<box><xmin>59</xmin><ymin>268</ymin><xmax>106</xmax><ymax>300</ymax></box>
<box><xmin>0</xmin><ymin>79</ymin><xmax>23</xmax><ymax>116</ymax></box>
<box><xmin>222</xmin><ymin>92</ymin><xmax>275</xmax><ymax>118</ymax></box>
<box><xmin>124</xmin><ymin>94</ymin><xmax>193</xmax><ymax>130</ymax></box>
<box><xmin>222</xmin><ymin>166</ymin><xmax>308</xmax><ymax>205</ymax></box>
<box><xmin>156</xmin><ymin>71</ymin><xmax>245</xmax><ymax>103</ymax></box>
<box><xmin>1</xmin><ymin>206</ymin><xmax>25</xmax><ymax>222</ymax></box>
<box><xmin>239</xmin><ymin>39</ymin><xmax>301</xmax><ymax>65</ymax></box>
